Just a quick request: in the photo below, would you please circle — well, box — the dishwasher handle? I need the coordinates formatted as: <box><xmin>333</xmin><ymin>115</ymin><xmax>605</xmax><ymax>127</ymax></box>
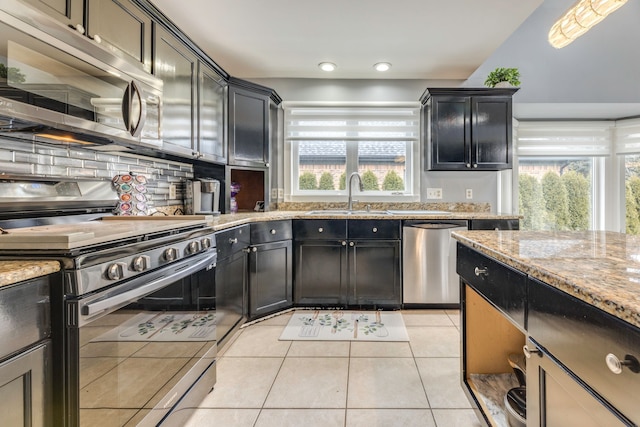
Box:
<box><xmin>407</xmin><ymin>222</ymin><xmax>468</xmax><ymax>230</ymax></box>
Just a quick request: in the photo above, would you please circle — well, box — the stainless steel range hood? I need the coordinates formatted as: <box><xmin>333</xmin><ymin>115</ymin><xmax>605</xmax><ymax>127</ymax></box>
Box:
<box><xmin>0</xmin><ymin>1</ymin><xmax>163</xmax><ymax>150</ymax></box>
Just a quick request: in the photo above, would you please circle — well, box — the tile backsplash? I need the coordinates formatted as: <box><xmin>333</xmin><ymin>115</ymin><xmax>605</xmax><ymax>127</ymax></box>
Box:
<box><xmin>0</xmin><ymin>137</ymin><xmax>193</xmax><ymax>209</ymax></box>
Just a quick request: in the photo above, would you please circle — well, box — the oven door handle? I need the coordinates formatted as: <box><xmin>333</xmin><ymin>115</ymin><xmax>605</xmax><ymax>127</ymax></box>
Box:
<box><xmin>80</xmin><ymin>251</ymin><xmax>216</xmax><ymax>321</ymax></box>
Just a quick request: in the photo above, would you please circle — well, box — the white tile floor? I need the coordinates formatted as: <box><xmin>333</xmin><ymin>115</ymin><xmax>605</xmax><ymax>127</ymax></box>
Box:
<box><xmin>167</xmin><ymin>310</ymin><xmax>483</xmax><ymax>427</ymax></box>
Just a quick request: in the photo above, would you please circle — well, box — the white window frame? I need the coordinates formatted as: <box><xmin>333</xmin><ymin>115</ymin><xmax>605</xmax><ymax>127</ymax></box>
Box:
<box><xmin>515</xmin><ymin>121</ymin><xmax>613</xmax><ymax>231</ymax></box>
<box><xmin>283</xmin><ymin>102</ymin><xmax>420</xmax><ymax>202</ymax></box>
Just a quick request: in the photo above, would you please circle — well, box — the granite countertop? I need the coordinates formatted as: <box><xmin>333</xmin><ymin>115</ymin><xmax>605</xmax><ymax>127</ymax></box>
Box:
<box><xmin>0</xmin><ymin>208</ymin><xmax>517</xmax><ymax>287</ymax></box>
<box><xmin>0</xmin><ymin>260</ymin><xmax>61</xmax><ymax>288</ymax></box>
<box><xmin>452</xmin><ymin>230</ymin><xmax>640</xmax><ymax>329</ymax></box>
<box><xmin>207</xmin><ymin>210</ymin><xmax>520</xmax><ymax>232</ymax></box>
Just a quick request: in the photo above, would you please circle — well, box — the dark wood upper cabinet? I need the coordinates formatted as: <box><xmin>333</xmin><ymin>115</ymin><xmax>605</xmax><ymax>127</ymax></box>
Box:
<box><xmin>154</xmin><ymin>24</ymin><xmax>197</xmax><ymax>153</ymax></box>
<box><xmin>421</xmin><ymin>88</ymin><xmax>518</xmax><ymax>171</ymax></box>
<box><xmin>24</xmin><ymin>0</ymin><xmax>152</xmax><ymax>73</ymax></box>
<box><xmin>198</xmin><ymin>62</ymin><xmax>227</xmax><ymax>164</ymax></box>
<box><xmin>228</xmin><ymin>82</ymin><xmax>270</xmax><ymax>168</ymax></box>
<box><xmin>22</xmin><ymin>0</ymin><xmax>84</xmax><ymax>29</ymax></box>
<box><xmin>86</xmin><ymin>0</ymin><xmax>153</xmax><ymax>73</ymax></box>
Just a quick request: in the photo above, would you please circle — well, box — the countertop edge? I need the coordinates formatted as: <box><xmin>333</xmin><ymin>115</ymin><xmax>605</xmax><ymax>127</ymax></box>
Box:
<box><xmin>0</xmin><ymin>260</ymin><xmax>61</xmax><ymax>288</ymax></box>
<box><xmin>208</xmin><ymin>210</ymin><xmax>521</xmax><ymax>231</ymax></box>
<box><xmin>452</xmin><ymin>231</ymin><xmax>640</xmax><ymax>330</ymax></box>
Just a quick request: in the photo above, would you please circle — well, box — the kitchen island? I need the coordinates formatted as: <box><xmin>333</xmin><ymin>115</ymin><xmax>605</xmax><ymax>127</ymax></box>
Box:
<box><xmin>453</xmin><ymin>230</ymin><xmax>640</xmax><ymax>427</ymax></box>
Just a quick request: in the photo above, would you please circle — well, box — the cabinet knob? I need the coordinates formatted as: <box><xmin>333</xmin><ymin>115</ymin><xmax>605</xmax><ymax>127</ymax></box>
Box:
<box><xmin>474</xmin><ymin>267</ymin><xmax>488</xmax><ymax>277</ymax></box>
<box><xmin>473</xmin><ymin>164</ymin><xmax>478</xmax><ymax>168</ymax></box>
<box><xmin>372</xmin><ymin>227</ymin><xmax>378</xmax><ymax>233</ymax></box>
<box><xmin>68</xmin><ymin>23</ymin><xmax>85</xmax><ymax>35</ymax></box>
<box><xmin>318</xmin><ymin>227</ymin><xmax>324</xmax><ymax>233</ymax></box>
<box><xmin>605</xmin><ymin>353</ymin><xmax>640</xmax><ymax>374</ymax></box>
<box><xmin>89</xmin><ymin>34</ymin><xmax>102</xmax><ymax>44</ymax></box>
<box><xmin>349</xmin><ymin>241</ymin><xmax>355</xmax><ymax>247</ymax></box>
<box><xmin>270</xmin><ymin>229</ymin><xmax>276</xmax><ymax>235</ymax></box>
<box><xmin>265</xmin><ymin>162</ymin><xmax>270</xmax><ymax>168</ymax></box>
<box><xmin>466</xmin><ymin>163</ymin><xmax>471</xmax><ymax>168</ymax></box>
<box><xmin>341</xmin><ymin>241</ymin><xmax>347</xmax><ymax>246</ymax></box>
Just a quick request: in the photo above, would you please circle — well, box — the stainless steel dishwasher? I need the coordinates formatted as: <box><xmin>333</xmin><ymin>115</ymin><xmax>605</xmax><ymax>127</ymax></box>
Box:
<box><xmin>402</xmin><ymin>220</ymin><xmax>468</xmax><ymax>307</ymax></box>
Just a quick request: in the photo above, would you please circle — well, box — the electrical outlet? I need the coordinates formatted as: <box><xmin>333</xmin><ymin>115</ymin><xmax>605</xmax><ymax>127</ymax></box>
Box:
<box><xmin>169</xmin><ymin>184</ymin><xmax>177</xmax><ymax>200</ymax></box>
<box><xmin>271</xmin><ymin>188</ymin><xmax>278</xmax><ymax>199</ymax></box>
<box><xmin>466</xmin><ymin>189</ymin><xmax>473</xmax><ymax>199</ymax></box>
<box><xmin>277</xmin><ymin>188</ymin><xmax>284</xmax><ymax>199</ymax></box>
<box><xmin>426</xmin><ymin>188</ymin><xmax>442</xmax><ymax>199</ymax></box>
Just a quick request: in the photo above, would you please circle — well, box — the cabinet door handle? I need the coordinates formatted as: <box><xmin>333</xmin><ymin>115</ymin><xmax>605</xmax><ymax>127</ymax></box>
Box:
<box><xmin>474</xmin><ymin>267</ymin><xmax>488</xmax><ymax>277</ymax></box>
<box><xmin>523</xmin><ymin>345</ymin><xmax>541</xmax><ymax>359</ymax></box>
<box><xmin>606</xmin><ymin>353</ymin><xmax>640</xmax><ymax>374</ymax></box>
<box><xmin>229</xmin><ymin>237</ymin><xmax>238</xmax><ymax>244</ymax></box>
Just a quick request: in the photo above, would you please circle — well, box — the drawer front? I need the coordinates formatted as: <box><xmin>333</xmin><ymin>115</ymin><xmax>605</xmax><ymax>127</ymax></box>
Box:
<box><xmin>468</xmin><ymin>219</ymin><xmax>519</xmax><ymax>230</ymax></box>
<box><xmin>293</xmin><ymin>219</ymin><xmax>347</xmax><ymax>240</ymax></box>
<box><xmin>348</xmin><ymin>219</ymin><xmax>400</xmax><ymax>239</ymax></box>
<box><xmin>528</xmin><ymin>278</ymin><xmax>640</xmax><ymax>424</ymax></box>
<box><xmin>457</xmin><ymin>243</ymin><xmax>526</xmax><ymax>330</ymax></box>
<box><xmin>216</xmin><ymin>225</ymin><xmax>250</xmax><ymax>259</ymax></box>
<box><xmin>0</xmin><ymin>277</ymin><xmax>51</xmax><ymax>360</ymax></box>
<box><xmin>250</xmin><ymin>220</ymin><xmax>292</xmax><ymax>244</ymax></box>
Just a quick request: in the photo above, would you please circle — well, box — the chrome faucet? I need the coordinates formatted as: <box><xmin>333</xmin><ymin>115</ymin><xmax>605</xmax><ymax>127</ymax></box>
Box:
<box><xmin>347</xmin><ymin>172</ymin><xmax>363</xmax><ymax>211</ymax></box>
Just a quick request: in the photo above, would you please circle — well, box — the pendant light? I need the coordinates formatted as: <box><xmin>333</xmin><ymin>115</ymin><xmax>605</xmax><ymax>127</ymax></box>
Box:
<box><xmin>548</xmin><ymin>0</ymin><xmax>627</xmax><ymax>48</ymax></box>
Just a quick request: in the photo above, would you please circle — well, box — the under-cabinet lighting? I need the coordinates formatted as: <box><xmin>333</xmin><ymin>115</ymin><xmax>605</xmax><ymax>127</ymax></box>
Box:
<box><xmin>548</xmin><ymin>0</ymin><xmax>628</xmax><ymax>48</ymax></box>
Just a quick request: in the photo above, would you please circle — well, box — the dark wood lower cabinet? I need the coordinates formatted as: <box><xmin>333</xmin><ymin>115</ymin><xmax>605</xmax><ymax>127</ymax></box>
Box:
<box><xmin>457</xmin><ymin>242</ymin><xmax>639</xmax><ymax>427</ymax></box>
<box><xmin>349</xmin><ymin>240</ymin><xmax>401</xmax><ymax>306</ymax></box>
<box><xmin>248</xmin><ymin>240</ymin><xmax>293</xmax><ymax>319</ymax></box>
<box><xmin>294</xmin><ymin>240</ymin><xmax>346</xmax><ymax>306</ymax></box>
<box><xmin>293</xmin><ymin>219</ymin><xmax>401</xmax><ymax>308</ymax></box>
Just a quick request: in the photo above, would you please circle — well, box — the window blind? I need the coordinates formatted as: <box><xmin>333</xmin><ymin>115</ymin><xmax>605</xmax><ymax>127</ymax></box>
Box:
<box><xmin>284</xmin><ymin>103</ymin><xmax>420</xmax><ymax>141</ymax></box>
<box><xmin>614</xmin><ymin>118</ymin><xmax>640</xmax><ymax>155</ymax></box>
<box><xmin>516</xmin><ymin>121</ymin><xmax>612</xmax><ymax>157</ymax></box>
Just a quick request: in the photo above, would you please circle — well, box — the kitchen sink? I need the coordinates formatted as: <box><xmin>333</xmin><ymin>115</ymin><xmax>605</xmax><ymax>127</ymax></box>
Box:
<box><xmin>305</xmin><ymin>210</ymin><xmax>391</xmax><ymax>215</ymax></box>
<box><xmin>386</xmin><ymin>210</ymin><xmax>452</xmax><ymax>215</ymax></box>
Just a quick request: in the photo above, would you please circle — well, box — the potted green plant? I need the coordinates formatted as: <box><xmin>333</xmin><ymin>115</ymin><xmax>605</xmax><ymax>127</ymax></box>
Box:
<box><xmin>484</xmin><ymin>67</ymin><xmax>520</xmax><ymax>88</ymax></box>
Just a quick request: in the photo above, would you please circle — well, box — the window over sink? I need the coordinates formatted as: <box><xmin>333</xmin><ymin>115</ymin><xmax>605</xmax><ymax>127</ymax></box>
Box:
<box><xmin>283</xmin><ymin>102</ymin><xmax>420</xmax><ymax>202</ymax></box>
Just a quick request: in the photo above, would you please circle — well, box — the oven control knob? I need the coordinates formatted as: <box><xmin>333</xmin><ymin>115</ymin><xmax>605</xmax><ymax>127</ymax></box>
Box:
<box><xmin>186</xmin><ymin>241</ymin><xmax>201</xmax><ymax>255</ymax></box>
<box><xmin>201</xmin><ymin>237</ymin><xmax>212</xmax><ymax>249</ymax></box>
<box><xmin>131</xmin><ymin>255</ymin><xmax>150</xmax><ymax>272</ymax></box>
<box><xmin>163</xmin><ymin>247</ymin><xmax>179</xmax><ymax>262</ymax></box>
<box><xmin>106</xmin><ymin>262</ymin><xmax>126</xmax><ymax>280</ymax></box>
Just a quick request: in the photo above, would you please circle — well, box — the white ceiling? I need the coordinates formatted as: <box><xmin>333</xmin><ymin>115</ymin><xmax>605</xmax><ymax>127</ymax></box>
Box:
<box><xmin>149</xmin><ymin>0</ymin><xmax>543</xmax><ymax>80</ymax></box>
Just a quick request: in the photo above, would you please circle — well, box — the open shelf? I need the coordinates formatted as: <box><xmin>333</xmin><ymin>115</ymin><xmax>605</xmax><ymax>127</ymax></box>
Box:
<box><xmin>468</xmin><ymin>373</ymin><xmax>519</xmax><ymax>427</ymax></box>
<box><xmin>463</xmin><ymin>285</ymin><xmax>527</xmax><ymax>427</ymax></box>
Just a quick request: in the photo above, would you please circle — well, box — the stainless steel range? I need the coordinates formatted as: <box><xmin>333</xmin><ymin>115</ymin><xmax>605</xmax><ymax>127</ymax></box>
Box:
<box><xmin>0</xmin><ymin>179</ymin><xmax>219</xmax><ymax>427</ymax></box>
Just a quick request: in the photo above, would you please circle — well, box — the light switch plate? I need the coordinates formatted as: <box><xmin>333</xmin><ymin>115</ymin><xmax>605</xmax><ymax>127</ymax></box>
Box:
<box><xmin>466</xmin><ymin>189</ymin><xmax>473</xmax><ymax>199</ymax></box>
<box><xmin>426</xmin><ymin>188</ymin><xmax>442</xmax><ymax>199</ymax></box>
<box><xmin>169</xmin><ymin>184</ymin><xmax>177</xmax><ymax>200</ymax></box>
<box><xmin>277</xmin><ymin>188</ymin><xmax>284</xmax><ymax>199</ymax></box>
<box><xmin>271</xmin><ymin>188</ymin><xmax>278</xmax><ymax>199</ymax></box>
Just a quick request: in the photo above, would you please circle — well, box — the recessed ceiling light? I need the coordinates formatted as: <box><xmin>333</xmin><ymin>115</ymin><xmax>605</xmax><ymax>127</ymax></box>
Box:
<box><xmin>318</xmin><ymin>62</ymin><xmax>337</xmax><ymax>72</ymax></box>
<box><xmin>374</xmin><ymin>62</ymin><xmax>391</xmax><ymax>72</ymax></box>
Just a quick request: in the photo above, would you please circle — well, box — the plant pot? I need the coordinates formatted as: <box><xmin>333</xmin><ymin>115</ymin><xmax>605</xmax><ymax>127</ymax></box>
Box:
<box><xmin>494</xmin><ymin>81</ymin><xmax>513</xmax><ymax>88</ymax></box>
